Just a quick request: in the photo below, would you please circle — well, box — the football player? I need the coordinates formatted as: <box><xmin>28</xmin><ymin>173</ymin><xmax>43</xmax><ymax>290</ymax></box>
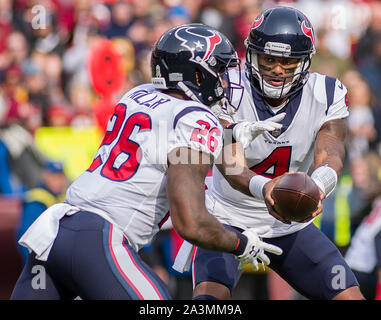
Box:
<box><xmin>178</xmin><ymin>7</ymin><xmax>364</xmax><ymax>300</ymax></box>
<box><xmin>10</xmin><ymin>24</ymin><xmax>282</xmax><ymax>300</ymax></box>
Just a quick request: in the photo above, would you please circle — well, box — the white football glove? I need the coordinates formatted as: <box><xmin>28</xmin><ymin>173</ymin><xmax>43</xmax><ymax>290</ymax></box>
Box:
<box><xmin>236</xmin><ymin>226</ymin><xmax>283</xmax><ymax>271</ymax></box>
<box><xmin>233</xmin><ymin>112</ymin><xmax>286</xmax><ymax>149</ymax></box>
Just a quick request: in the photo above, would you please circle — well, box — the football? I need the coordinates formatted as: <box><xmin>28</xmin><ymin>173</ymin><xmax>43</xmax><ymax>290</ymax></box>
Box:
<box><xmin>271</xmin><ymin>172</ymin><xmax>321</xmax><ymax>222</ymax></box>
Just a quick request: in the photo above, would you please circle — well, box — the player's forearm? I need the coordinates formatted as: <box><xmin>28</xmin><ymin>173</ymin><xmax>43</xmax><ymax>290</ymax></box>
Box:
<box><xmin>312</xmin><ymin>119</ymin><xmax>347</xmax><ymax>176</ymax></box>
<box><xmin>170</xmin><ymin>192</ymin><xmax>240</xmax><ymax>253</ymax></box>
<box><xmin>216</xmin><ymin>163</ymin><xmax>255</xmax><ymax>197</ymax></box>
<box><xmin>313</xmin><ymin>134</ymin><xmax>345</xmax><ymax>175</ymax></box>
<box><xmin>178</xmin><ymin>211</ymin><xmax>239</xmax><ymax>253</ymax></box>
<box><xmin>216</xmin><ymin>141</ymin><xmax>257</xmax><ymax>197</ymax></box>
<box><xmin>310</xmin><ymin>119</ymin><xmax>347</xmax><ymax>197</ymax></box>
<box><xmin>169</xmin><ymin>176</ymin><xmax>239</xmax><ymax>252</ymax></box>
<box><xmin>167</xmin><ymin>158</ymin><xmax>241</xmax><ymax>253</ymax></box>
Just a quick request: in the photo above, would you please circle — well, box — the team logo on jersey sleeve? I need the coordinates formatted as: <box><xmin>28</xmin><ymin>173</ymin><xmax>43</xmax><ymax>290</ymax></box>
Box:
<box><xmin>175</xmin><ymin>26</ymin><xmax>222</xmax><ymax>64</ymax></box>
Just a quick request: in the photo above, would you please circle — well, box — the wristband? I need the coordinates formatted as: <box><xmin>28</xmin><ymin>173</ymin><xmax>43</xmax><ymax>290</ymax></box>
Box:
<box><xmin>249</xmin><ymin>175</ymin><xmax>271</xmax><ymax>200</ymax></box>
<box><xmin>230</xmin><ymin>232</ymin><xmax>248</xmax><ymax>256</ymax></box>
<box><xmin>311</xmin><ymin>165</ymin><xmax>338</xmax><ymax>197</ymax></box>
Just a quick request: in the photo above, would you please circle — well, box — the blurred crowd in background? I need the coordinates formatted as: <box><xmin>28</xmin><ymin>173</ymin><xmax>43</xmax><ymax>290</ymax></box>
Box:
<box><xmin>0</xmin><ymin>0</ymin><xmax>381</xmax><ymax>300</ymax></box>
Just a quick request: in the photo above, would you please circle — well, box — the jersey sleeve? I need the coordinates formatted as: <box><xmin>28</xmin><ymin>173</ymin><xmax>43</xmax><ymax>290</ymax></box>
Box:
<box><xmin>168</xmin><ymin>108</ymin><xmax>223</xmax><ymax>160</ymax></box>
<box><xmin>325</xmin><ymin>79</ymin><xmax>349</xmax><ymax>122</ymax></box>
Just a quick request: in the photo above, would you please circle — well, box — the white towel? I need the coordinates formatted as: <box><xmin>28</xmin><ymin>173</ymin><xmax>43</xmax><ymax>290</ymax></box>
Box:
<box><xmin>18</xmin><ymin>202</ymin><xmax>80</xmax><ymax>261</ymax></box>
<box><xmin>172</xmin><ymin>240</ymin><xmax>194</xmax><ymax>273</ymax></box>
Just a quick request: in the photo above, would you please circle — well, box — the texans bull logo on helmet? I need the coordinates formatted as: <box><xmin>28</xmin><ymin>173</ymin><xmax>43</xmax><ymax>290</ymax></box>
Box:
<box><xmin>251</xmin><ymin>14</ymin><xmax>264</xmax><ymax>30</ymax></box>
<box><xmin>301</xmin><ymin>21</ymin><xmax>315</xmax><ymax>44</ymax></box>
<box><xmin>175</xmin><ymin>26</ymin><xmax>222</xmax><ymax>65</ymax></box>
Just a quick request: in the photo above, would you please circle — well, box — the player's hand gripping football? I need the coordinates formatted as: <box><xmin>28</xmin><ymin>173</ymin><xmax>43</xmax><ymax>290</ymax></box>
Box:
<box><xmin>233</xmin><ymin>112</ymin><xmax>286</xmax><ymax>149</ymax></box>
<box><xmin>262</xmin><ymin>172</ymin><xmax>325</xmax><ymax>224</ymax></box>
<box><xmin>236</xmin><ymin>226</ymin><xmax>283</xmax><ymax>271</ymax></box>
<box><xmin>303</xmin><ymin>183</ymin><xmax>325</xmax><ymax>222</ymax></box>
<box><xmin>262</xmin><ymin>172</ymin><xmax>295</xmax><ymax>224</ymax></box>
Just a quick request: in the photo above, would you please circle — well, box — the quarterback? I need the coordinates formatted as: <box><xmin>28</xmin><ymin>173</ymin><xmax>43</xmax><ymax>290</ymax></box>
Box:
<box><xmin>186</xmin><ymin>7</ymin><xmax>364</xmax><ymax>300</ymax></box>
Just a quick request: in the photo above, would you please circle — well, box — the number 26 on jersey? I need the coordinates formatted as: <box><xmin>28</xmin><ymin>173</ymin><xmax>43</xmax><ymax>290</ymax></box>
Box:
<box><xmin>88</xmin><ymin>103</ymin><xmax>152</xmax><ymax>181</ymax></box>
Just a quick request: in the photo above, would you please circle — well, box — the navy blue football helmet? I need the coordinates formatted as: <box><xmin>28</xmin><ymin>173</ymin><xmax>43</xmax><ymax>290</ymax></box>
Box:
<box><xmin>245</xmin><ymin>7</ymin><xmax>316</xmax><ymax>99</ymax></box>
<box><xmin>151</xmin><ymin>23</ymin><xmax>242</xmax><ymax>115</ymax></box>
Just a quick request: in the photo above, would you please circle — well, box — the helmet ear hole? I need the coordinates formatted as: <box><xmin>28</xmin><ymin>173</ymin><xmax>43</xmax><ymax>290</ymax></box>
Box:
<box><xmin>195</xmin><ymin>69</ymin><xmax>204</xmax><ymax>86</ymax></box>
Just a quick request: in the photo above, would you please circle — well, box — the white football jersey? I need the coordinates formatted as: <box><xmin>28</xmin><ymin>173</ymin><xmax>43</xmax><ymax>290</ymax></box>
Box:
<box><xmin>207</xmin><ymin>70</ymin><xmax>349</xmax><ymax>237</ymax></box>
<box><xmin>345</xmin><ymin>199</ymin><xmax>381</xmax><ymax>273</ymax></box>
<box><xmin>66</xmin><ymin>84</ymin><xmax>223</xmax><ymax>251</ymax></box>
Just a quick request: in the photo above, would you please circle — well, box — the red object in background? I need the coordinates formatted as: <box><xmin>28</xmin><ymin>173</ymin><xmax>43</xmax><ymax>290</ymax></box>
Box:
<box><xmin>88</xmin><ymin>39</ymin><xmax>126</xmax><ymax>99</ymax></box>
<box><xmin>0</xmin><ymin>22</ymin><xmax>13</xmax><ymax>53</ymax></box>
<box><xmin>89</xmin><ymin>39</ymin><xmax>126</xmax><ymax>133</ymax></box>
<box><xmin>93</xmin><ymin>97</ymin><xmax>115</xmax><ymax>134</ymax></box>
<box><xmin>234</xmin><ymin>15</ymin><xmax>252</xmax><ymax>59</ymax></box>
<box><xmin>46</xmin><ymin>105</ymin><xmax>73</xmax><ymax>127</ymax></box>
<box><xmin>52</xmin><ymin>0</ymin><xmax>75</xmax><ymax>39</ymax></box>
